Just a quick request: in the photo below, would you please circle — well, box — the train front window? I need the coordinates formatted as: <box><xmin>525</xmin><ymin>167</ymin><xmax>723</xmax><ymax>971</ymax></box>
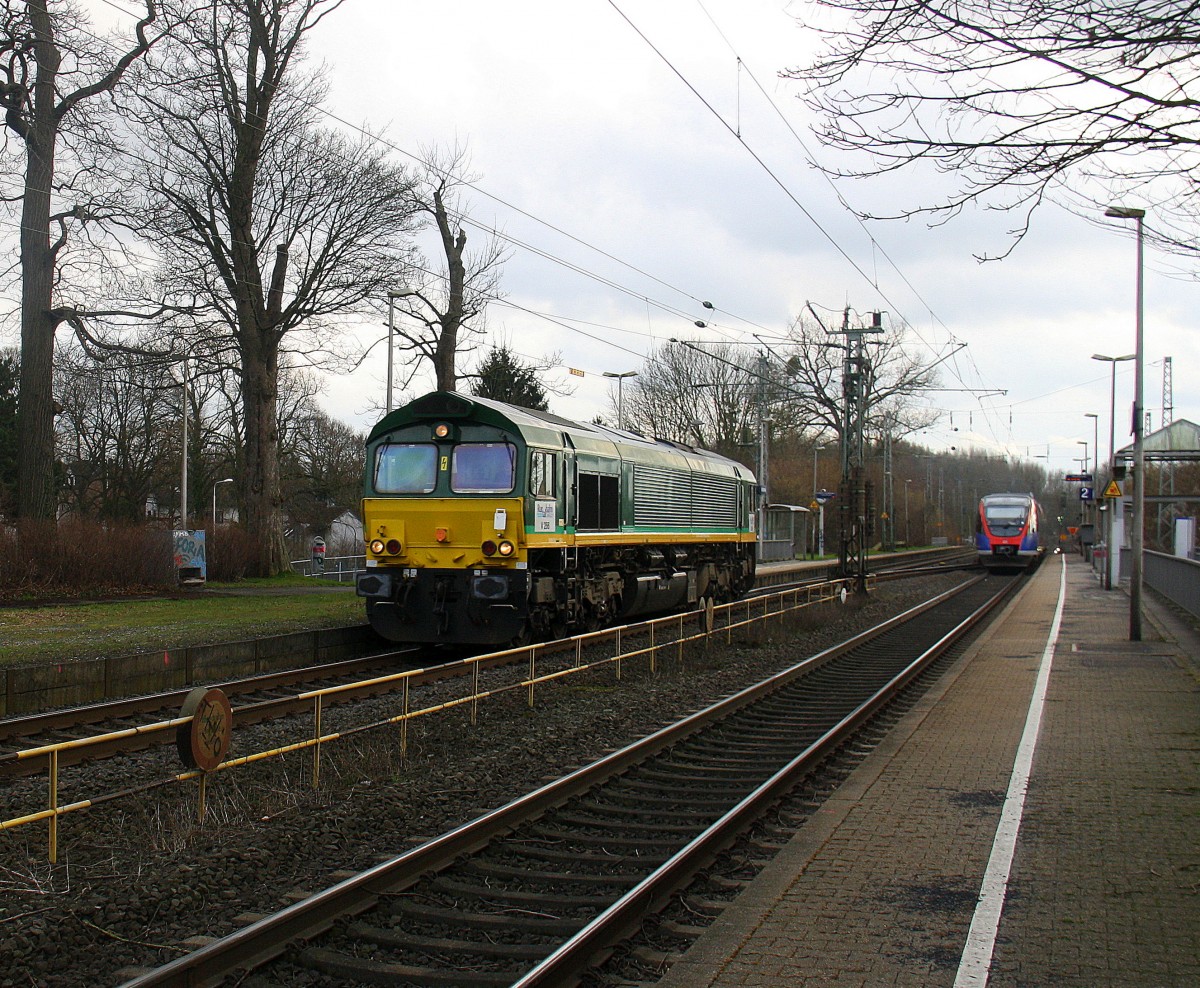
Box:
<box><xmin>985</xmin><ymin>504</ymin><xmax>1028</xmax><ymax>536</ymax></box>
<box><xmin>375</xmin><ymin>443</ymin><xmax>437</xmax><ymax>493</ymax></box>
<box><xmin>452</xmin><ymin>443</ymin><xmax>517</xmax><ymax>493</ymax></box>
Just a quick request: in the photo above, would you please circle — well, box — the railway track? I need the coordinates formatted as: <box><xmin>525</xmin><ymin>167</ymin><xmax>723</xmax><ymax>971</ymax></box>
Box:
<box><xmin>119</xmin><ymin>569</ymin><xmax>1020</xmax><ymax>988</ymax></box>
<box><xmin>0</xmin><ymin>651</ymin><xmax>423</xmax><ymax>776</ymax></box>
<box><xmin>2</xmin><ymin>549</ymin><xmax>972</xmax><ymax>776</ymax></box>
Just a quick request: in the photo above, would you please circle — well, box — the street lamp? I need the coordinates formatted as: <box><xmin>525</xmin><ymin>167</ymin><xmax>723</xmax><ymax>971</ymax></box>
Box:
<box><xmin>385</xmin><ymin>289</ymin><xmax>417</xmax><ymax>415</ymax></box>
<box><xmin>603</xmin><ymin>371</ymin><xmax>638</xmax><ymax>429</ymax></box>
<box><xmin>1104</xmin><ymin>205</ymin><xmax>1146</xmax><ymax>640</ymax></box>
<box><xmin>212</xmin><ymin>477</ymin><xmax>234</xmax><ymax>526</ymax></box>
<box><xmin>1091</xmin><ymin>353</ymin><xmax>1135</xmax><ymax>591</ymax></box>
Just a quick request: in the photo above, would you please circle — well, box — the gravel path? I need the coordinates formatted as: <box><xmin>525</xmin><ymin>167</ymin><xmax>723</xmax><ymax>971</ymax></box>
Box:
<box><xmin>0</xmin><ymin>576</ymin><xmax>964</xmax><ymax>987</ymax></box>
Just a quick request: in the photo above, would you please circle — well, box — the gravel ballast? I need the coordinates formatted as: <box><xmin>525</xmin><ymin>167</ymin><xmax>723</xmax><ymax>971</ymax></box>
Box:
<box><xmin>0</xmin><ymin>576</ymin><xmax>966</xmax><ymax>987</ymax></box>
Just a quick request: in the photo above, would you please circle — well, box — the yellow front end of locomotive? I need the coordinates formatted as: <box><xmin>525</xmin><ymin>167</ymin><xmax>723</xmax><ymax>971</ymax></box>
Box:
<box><xmin>362</xmin><ymin>497</ymin><xmax>526</xmax><ymax>570</ymax></box>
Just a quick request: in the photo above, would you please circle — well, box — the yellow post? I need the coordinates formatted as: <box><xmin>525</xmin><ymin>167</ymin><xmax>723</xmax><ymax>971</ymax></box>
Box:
<box><xmin>615</xmin><ymin>628</ymin><xmax>622</xmax><ymax>681</ymax></box>
<box><xmin>471</xmin><ymin>663</ymin><xmax>479</xmax><ymax>726</ymax></box>
<box><xmin>48</xmin><ymin>750</ymin><xmax>58</xmax><ymax>864</ymax></box>
<box><xmin>649</xmin><ymin>622</ymin><xmax>656</xmax><ymax>674</ymax></box>
<box><xmin>401</xmin><ymin>679</ymin><xmax>410</xmax><ymax>760</ymax></box>
<box><xmin>527</xmin><ymin>646</ymin><xmax>536</xmax><ymax>708</ymax></box>
<box><xmin>312</xmin><ymin>694</ymin><xmax>323</xmax><ymax>789</ymax></box>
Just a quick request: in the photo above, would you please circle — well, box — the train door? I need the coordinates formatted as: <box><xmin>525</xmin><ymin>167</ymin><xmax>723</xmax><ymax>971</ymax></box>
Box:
<box><xmin>562</xmin><ymin>433</ymin><xmax>576</xmax><ymax>532</ymax></box>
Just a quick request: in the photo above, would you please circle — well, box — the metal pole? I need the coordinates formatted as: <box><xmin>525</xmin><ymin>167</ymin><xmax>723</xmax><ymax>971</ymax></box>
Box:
<box><xmin>1108</xmin><ymin>363</ymin><xmax>1116</xmax><ymax>590</ymax></box>
<box><xmin>180</xmin><ymin>365</ymin><xmax>188</xmax><ymax>530</ymax></box>
<box><xmin>1106</xmin><ymin>205</ymin><xmax>1147</xmax><ymax>639</ymax></box>
<box><xmin>1131</xmin><ymin>212</ymin><xmax>1145</xmax><ymax>641</ymax></box>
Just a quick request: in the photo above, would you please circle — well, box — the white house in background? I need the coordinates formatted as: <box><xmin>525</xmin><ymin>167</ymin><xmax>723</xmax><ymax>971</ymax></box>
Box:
<box><xmin>327</xmin><ymin>509</ymin><xmax>364</xmax><ymax>555</ymax></box>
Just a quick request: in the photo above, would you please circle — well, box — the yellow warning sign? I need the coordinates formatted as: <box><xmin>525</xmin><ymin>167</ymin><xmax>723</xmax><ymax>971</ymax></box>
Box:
<box><xmin>1103</xmin><ymin>479</ymin><xmax>1123</xmax><ymax>498</ymax></box>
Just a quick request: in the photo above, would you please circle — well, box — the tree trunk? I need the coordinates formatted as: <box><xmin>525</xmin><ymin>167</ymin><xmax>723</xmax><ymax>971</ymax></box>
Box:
<box><xmin>16</xmin><ymin>7</ymin><xmax>62</xmax><ymax>521</ymax></box>
<box><xmin>432</xmin><ymin>188</ymin><xmax>465</xmax><ymax>392</ymax></box>
<box><xmin>241</xmin><ymin>336</ymin><xmax>288</xmax><ymax>575</ymax></box>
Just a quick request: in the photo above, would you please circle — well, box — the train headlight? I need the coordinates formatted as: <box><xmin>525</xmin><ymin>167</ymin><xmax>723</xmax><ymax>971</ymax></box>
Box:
<box><xmin>481</xmin><ymin>540</ymin><xmax>497</xmax><ymax>556</ymax></box>
<box><xmin>369</xmin><ymin>538</ymin><xmax>386</xmax><ymax>555</ymax></box>
<box><xmin>497</xmin><ymin>539</ymin><xmax>515</xmax><ymax>557</ymax></box>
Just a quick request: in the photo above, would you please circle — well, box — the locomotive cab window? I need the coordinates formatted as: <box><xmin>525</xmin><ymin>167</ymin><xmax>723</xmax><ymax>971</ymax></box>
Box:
<box><xmin>530</xmin><ymin>450</ymin><xmax>556</xmax><ymax>497</ymax></box>
<box><xmin>984</xmin><ymin>502</ymin><xmax>1029</xmax><ymax>537</ymax></box>
<box><xmin>451</xmin><ymin>442</ymin><xmax>517</xmax><ymax>493</ymax></box>
<box><xmin>375</xmin><ymin>443</ymin><xmax>437</xmax><ymax>493</ymax></box>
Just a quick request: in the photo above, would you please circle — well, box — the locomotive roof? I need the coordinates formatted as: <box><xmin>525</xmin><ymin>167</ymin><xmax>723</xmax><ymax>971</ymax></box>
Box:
<box><xmin>368</xmin><ymin>391</ymin><xmax>755</xmax><ymax>481</ymax></box>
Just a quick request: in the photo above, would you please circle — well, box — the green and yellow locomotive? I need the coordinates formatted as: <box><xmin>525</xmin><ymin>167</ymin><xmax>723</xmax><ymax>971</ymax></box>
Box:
<box><xmin>356</xmin><ymin>391</ymin><xmax>758</xmax><ymax>645</ymax></box>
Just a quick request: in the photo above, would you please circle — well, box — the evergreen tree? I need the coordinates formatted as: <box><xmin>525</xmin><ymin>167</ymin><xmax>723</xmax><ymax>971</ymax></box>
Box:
<box><xmin>471</xmin><ymin>347</ymin><xmax>548</xmax><ymax>411</ymax></box>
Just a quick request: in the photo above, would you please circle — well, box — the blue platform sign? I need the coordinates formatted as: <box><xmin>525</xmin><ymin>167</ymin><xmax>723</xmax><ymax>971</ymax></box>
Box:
<box><xmin>1079</xmin><ymin>486</ymin><xmax>1094</xmax><ymax>502</ymax></box>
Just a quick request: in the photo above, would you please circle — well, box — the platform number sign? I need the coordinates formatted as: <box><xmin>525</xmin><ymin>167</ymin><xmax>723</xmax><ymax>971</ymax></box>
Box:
<box><xmin>1079</xmin><ymin>486</ymin><xmax>1094</xmax><ymax>502</ymax></box>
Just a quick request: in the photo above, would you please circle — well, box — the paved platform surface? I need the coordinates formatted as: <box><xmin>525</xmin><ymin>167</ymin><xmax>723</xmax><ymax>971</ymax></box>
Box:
<box><xmin>658</xmin><ymin>552</ymin><xmax>1200</xmax><ymax>987</ymax></box>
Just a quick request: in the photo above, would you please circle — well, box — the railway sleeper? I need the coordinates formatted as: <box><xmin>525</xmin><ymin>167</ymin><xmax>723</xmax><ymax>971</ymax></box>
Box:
<box><xmin>525</xmin><ymin>823</ymin><xmax>678</xmax><ymax>852</ymax></box>
<box><xmin>505</xmin><ymin>842</ymin><xmax>669</xmax><ymax>868</ymax></box>
<box><xmin>597</xmin><ymin>788</ymin><xmax>754</xmax><ymax>813</ymax></box>
<box><xmin>550</xmin><ymin>810</ymin><xmax>702</xmax><ymax>835</ymax></box>
<box><xmin>431</xmin><ymin>876</ymin><xmax>609</xmax><ymax>911</ymax></box>
<box><xmin>349</xmin><ymin>920</ymin><xmax>555</xmax><ymax>960</ymax></box>
<box><xmin>463</xmin><ymin>858</ymin><xmax>643</xmax><ymax>887</ymax></box>
<box><xmin>301</xmin><ymin>946</ymin><xmax>514</xmax><ymax>987</ymax></box>
<box><xmin>383</xmin><ymin>900</ymin><xmax>583</xmax><ymax>937</ymax></box>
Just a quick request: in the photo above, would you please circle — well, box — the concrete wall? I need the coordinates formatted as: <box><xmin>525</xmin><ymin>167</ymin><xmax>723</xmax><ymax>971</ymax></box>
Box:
<box><xmin>1</xmin><ymin>624</ymin><xmax>381</xmax><ymax>718</ymax></box>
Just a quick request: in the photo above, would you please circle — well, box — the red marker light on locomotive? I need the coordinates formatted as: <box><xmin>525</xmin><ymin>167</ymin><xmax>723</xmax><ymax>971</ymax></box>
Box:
<box><xmin>481</xmin><ymin>540</ymin><xmax>497</xmax><ymax>556</ymax></box>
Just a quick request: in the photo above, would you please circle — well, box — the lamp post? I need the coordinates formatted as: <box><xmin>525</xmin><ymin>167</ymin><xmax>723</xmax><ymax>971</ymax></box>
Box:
<box><xmin>1104</xmin><ymin>205</ymin><xmax>1146</xmax><ymax>640</ymax></box>
<box><xmin>603</xmin><ymin>371</ymin><xmax>638</xmax><ymax>429</ymax></box>
<box><xmin>1091</xmin><ymin>353</ymin><xmax>1135</xmax><ymax>590</ymax></box>
<box><xmin>1077</xmin><ymin>439</ymin><xmax>1089</xmax><ymax>524</ymax></box>
<box><xmin>212</xmin><ymin>477</ymin><xmax>234</xmax><ymax>526</ymax></box>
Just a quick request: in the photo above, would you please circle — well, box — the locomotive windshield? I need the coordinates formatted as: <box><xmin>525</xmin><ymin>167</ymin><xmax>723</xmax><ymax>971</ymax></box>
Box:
<box><xmin>984</xmin><ymin>501</ymin><xmax>1029</xmax><ymax>537</ymax></box>
<box><xmin>375</xmin><ymin>443</ymin><xmax>437</xmax><ymax>493</ymax></box>
<box><xmin>452</xmin><ymin>442</ymin><xmax>517</xmax><ymax>493</ymax></box>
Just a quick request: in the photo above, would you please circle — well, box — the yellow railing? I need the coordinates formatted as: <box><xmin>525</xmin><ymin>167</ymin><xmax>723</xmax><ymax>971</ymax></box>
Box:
<box><xmin>3</xmin><ymin>578</ymin><xmax>858</xmax><ymax>861</ymax></box>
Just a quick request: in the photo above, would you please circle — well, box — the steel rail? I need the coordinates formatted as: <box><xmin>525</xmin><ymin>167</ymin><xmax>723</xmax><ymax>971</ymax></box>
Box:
<box><xmin>513</xmin><ymin>573</ymin><xmax>1016</xmax><ymax>986</ymax></box>
<box><xmin>116</xmin><ymin>575</ymin><xmax>994</xmax><ymax>988</ymax></box>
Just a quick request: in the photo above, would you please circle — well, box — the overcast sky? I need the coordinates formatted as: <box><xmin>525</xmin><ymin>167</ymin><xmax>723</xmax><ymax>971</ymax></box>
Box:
<box><xmin>61</xmin><ymin>1</ymin><xmax>1200</xmax><ymax>478</ymax></box>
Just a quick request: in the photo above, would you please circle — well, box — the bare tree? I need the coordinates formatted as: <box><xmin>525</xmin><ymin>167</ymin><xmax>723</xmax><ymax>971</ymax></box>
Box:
<box><xmin>126</xmin><ymin>0</ymin><xmax>420</xmax><ymax>575</ymax></box>
<box><xmin>391</xmin><ymin>146</ymin><xmax>508</xmax><ymax>393</ymax></box>
<box><xmin>785</xmin><ymin>0</ymin><xmax>1200</xmax><ymax>258</ymax></box>
<box><xmin>53</xmin><ymin>340</ymin><xmax>178</xmax><ymax>522</ymax></box>
<box><xmin>1</xmin><ymin>0</ymin><xmax>165</xmax><ymax>520</ymax></box>
<box><xmin>281</xmin><ymin>404</ymin><xmax>364</xmax><ymax>541</ymax></box>
<box><xmin>782</xmin><ymin>310</ymin><xmax>939</xmax><ymax>446</ymax></box>
<box><xmin>622</xmin><ymin>341</ymin><xmax>765</xmax><ymax>458</ymax></box>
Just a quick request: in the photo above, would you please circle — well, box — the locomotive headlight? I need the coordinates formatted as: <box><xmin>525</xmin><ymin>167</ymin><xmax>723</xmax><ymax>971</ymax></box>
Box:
<box><xmin>481</xmin><ymin>540</ymin><xmax>497</xmax><ymax>556</ymax></box>
<box><xmin>386</xmin><ymin>538</ymin><xmax>402</xmax><ymax>555</ymax></box>
<box><xmin>369</xmin><ymin>538</ymin><xmax>386</xmax><ymax>555</ymax></box>
<box><xmin>497</xmin><ymin>539</ymin><xmax>515</xmax><ymax>557</ymax></box>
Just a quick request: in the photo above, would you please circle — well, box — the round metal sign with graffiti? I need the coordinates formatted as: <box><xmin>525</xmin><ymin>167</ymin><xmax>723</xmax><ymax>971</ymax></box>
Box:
<box><xmin>177</xmin><ymin>687</ymin><xmax>233</xmax><ymax>771</ymax></box>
